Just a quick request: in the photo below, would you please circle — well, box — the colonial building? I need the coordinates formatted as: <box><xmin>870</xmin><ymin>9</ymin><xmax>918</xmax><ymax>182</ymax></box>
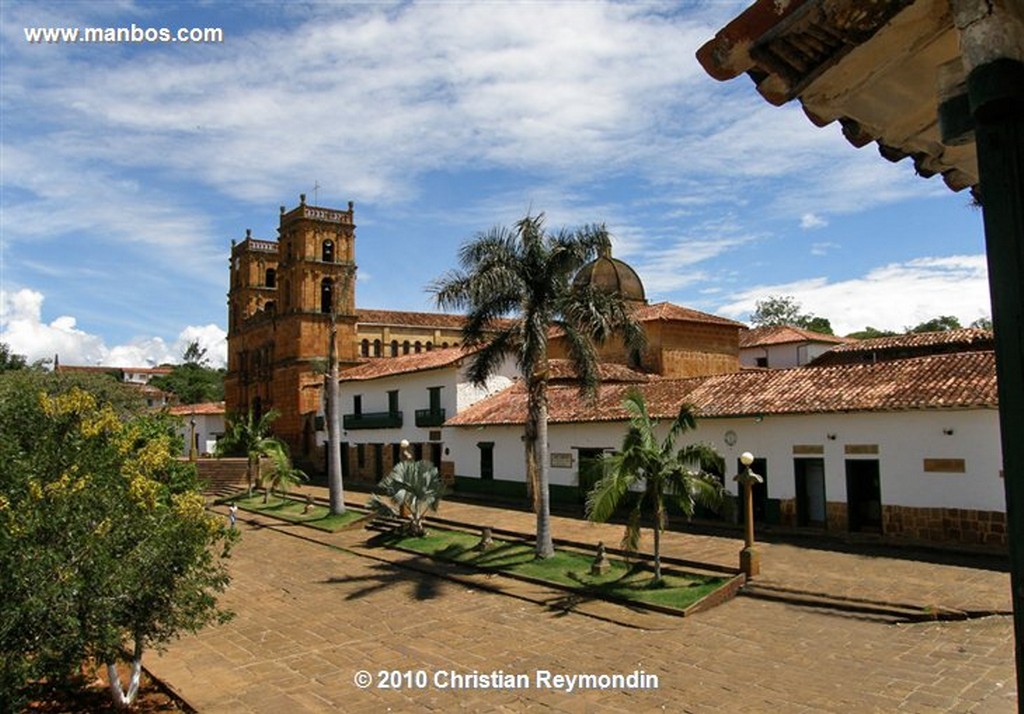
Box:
<box><xmin>738</xmin><ymin>324</ymin><xmax>850</xmax><ymax>369</ymax></box>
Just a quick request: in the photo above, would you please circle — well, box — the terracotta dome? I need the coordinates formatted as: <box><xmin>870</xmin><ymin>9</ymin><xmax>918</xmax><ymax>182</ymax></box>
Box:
<box><xmin>573</xmin><ymin>246</ymin><xmax>646</xmax><ymax>304</ymax></box>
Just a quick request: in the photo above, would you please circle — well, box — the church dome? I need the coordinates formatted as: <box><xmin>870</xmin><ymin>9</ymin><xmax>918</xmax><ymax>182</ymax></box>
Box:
<box><xmin>573</xmin><ymin>246</ymin><xmax>646</xmax><ymax>304</ymax></box>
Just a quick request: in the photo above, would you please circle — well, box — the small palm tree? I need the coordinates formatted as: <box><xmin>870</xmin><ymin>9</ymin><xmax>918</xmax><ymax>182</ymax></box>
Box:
<box><xmin>586</xmin><ymin>390</ymin><xmax>725</xmax><ymax>583</ymax></box>
<box><xmin>368</xmin><ymin>460</ymin><xmax>444</xmax><ymax>537</ymax></box>
<box><xmin>431</xmin><ymin>213</ymin><xmax>644</xmax><ymax>558</ymax></box>
<box><xmin>260</xmin><ymin>446</ymin><xmax>307</xmax><ymax>503</ymax></box>
<box><xmin>215</xmin><ymin>409</ymin><xmax>285</xmax><ymax>493</ymax></box>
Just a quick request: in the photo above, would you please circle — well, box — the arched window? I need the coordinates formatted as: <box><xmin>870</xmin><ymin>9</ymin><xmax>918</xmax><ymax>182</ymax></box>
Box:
<box><xmin>322</xmin><ymin>240</ymin><xmax>335</xmax><ymax>263</ymax></box>
<box><xmin>390</xmin><ymin>340</ymin><xmax>399</xmax><ymax>357</ymax></box>
<box><xmin>264</xmin><ymin>301</ymin><xmax>275</xmax><ymax>314</ymax></box>
<box><xmin>373</xmin><ymin>339</ymin><xmax>382</xmax><ymax>357</ymax></box>
<box><xmin>425</xmin><ymin>342</ymin><xmax>433</xmax><ymax>352</ymax></box>
<box><xmin>442</xmin><ymin>342</ymin><xmax>449</xmax><ymax>349</ymax></box>
<box><xmin>320</xmin><ymin>278</ymin><xmax>334</xmax><ymax>313</ymax></box>
<box><xmin>265</xmin><ymin>268</ymin><xmax>276</xmax><ymax>288</ymax></box>
<box><xmin>403</xmin><ymin>341</ymin><xmax>411</xmax><ymax>355</ymax></box>
<box><xmin>414</xmin><ymin>341</ymin><xmax>422</xmax><ymax>354</ymax></box>
<box><xmin>361</xmin><ymin>339</ymin><xmax>370</xmax><ymax>357</ymax></box>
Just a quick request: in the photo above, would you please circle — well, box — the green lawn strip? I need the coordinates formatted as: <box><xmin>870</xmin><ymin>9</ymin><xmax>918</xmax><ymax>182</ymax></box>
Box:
<box><xmin>230</xmin><ymin>494</ymin><xmax>368</xmax><ymax>532</ymax></box>
<box><xmin>384</xmin><ymin>528</ymin><xmax>726</xmax><ymax>612</ymax></box>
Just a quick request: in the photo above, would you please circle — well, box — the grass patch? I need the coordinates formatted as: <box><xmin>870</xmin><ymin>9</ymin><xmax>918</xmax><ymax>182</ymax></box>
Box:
<box><xmin>383</xmin><ymin>528</ymin><xmax>726</xmax><ymax>611</ymax></box>
<box><xmin>231</xmin><ymin>494</ymin><xmax>367</xmax><ymax>532</ymax></box>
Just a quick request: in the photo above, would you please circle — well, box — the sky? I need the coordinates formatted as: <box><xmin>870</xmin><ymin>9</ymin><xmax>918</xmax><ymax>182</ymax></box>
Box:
<box><xmin>0</xmin><ymin>1</ymin><xmax>992</xmax><ymax>370</ymax></box>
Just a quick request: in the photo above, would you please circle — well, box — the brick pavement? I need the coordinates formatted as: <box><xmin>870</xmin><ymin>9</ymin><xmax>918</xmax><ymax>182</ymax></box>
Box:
<box><xmin>148</xmin><ymin>488</ymin><xmax>1018</xmax><ymax>712</ymax></box>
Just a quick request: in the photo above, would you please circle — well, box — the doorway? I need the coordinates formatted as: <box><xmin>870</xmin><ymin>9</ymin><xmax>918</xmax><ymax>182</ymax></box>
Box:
<box><xmin>794</xmin><ymin>458</ymin><xmax>827</xmax><ymax>527</ymax></box>
<box><xmin>845</xmin><ymin>459</ymin><xmax>882</xmax><ymax>532</ymax></box>
<box><xmin>577</xmin><ymin>448</ymin><xmax>605</xmax><ymax>505</ymax></box>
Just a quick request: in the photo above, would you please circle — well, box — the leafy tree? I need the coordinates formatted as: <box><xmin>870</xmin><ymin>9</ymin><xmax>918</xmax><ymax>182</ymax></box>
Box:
<box><xmin>0</xmin><ymin>343</ymin><xmax>27</xmax><ymax>373</ymax></box>
<box><xmin>750</xmin><ymin>296</ymin><xmax>833</xmax><ymax>335</ymax></box>
<box><xmin>844</xmin><ymin>326</ymin><xmax>899</xmax><ymax>339</ymax></box>
<box><xmin>431</xmin><ymin>213</ymin><xmax>645</xmax><ymax>558</ymax></box>
<box><xmin>971</xmin><ymin>316</ymin><xmax>994</xmax><ymax>331</ymax></box>
<box><xmin>586</xmin><ymin>390</ymin><xmax>725</xmax><ymax>582</ymax></box>
<box><xmin>0</xmin><ymin>371</ymin><xmax>233</xmax><ymax>709</ymax></box>
<box><xmin>215</xmin><ymin>408</ymin><xmax>286</xmax><ymax>492</ymax></box>
<box><xmin>907</xmin><ymin>315</ymin><xmax>962</xmax><ymax>333</ymax></box>
<box><xmin>150</xmin><ymin>340</ymin><xmax>225</xmax><ymax>404</ymax></box>
<box><xmin>368</xmin><ymin>460</ymin><xmax>445</xmax><ymax>537</ymax></box>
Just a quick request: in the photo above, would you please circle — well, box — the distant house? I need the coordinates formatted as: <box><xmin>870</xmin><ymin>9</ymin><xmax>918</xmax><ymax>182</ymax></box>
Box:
<box><xmin>809</xmin><ymin>328</ymin><xmax>994</xmax><ymax>367</ymax></box>
<box><xmin>168</xmin><ymin>402</ymin><xmax>226</xmax><ymax>457</ymax></box>
<box><xmin>55</xmin><ymin>363</ymin><xmax>176</xmax><ymax>408</ymax></box>
<box><xmin>739</xmin><ymin>325</ymin><xmax>850</xmax><ymax>369</ymax></box>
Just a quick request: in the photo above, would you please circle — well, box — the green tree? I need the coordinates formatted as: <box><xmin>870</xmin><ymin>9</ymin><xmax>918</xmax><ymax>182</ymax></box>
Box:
<box><xmin>907</xmin><ymin>315</ymin><xmax>962</xmax><ymax>333</ymax></box>
<box><xmin>585</xmin><ymin>390</ymin><xmax>725</xmax><ymax>582</ymax></box>
<box><xmin>431</xmin><ymin>214</ymin><xmax>645</xmax><ymax>558</ymax></box>
<box><xmin>0</xmin><ymin>343</ymin><xmax>27</xmax><ymax>373</ymax></box>
<box><xmin>844</xmin><ymin>326</ymin><xmax>899</xmax><ymax>339</ymax></box>
<box><xmin>150</xmin><ymin>341</ymin><xmax>225</xmax><ymax>404</ymax></box>
<box><xmin>368</xmin><ymin>460</ymin><xmax>445</xmax><ymax>536</ymax></box>
<box><xmin>971</xmin><ymin>316</ymin><xmax>994</xmax><ymax>331</ymax></box>
<box><xmin>750</xmin><ymin>296</ymin><xmax>833</xmax><ymax>334</ymax></box>
<box><xmin>0</xmin><ymin>371</ymin><xmax>233</xmax><ymax>710</ymax></box>
<box><xmin>215</xmin><ymin>409</ymin><xmax>286</xmax><ymax>493</ymax></box>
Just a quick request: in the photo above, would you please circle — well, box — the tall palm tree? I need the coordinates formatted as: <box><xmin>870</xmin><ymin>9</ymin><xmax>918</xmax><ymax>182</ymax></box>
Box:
<box><xmin>215</xmin><ymin>408</ymin><xmax>286</xmax><ymax>493</ymax></box>
<box><xmin>431</xmin><ymin>213</ymin><xmax>645</xmax><ymax>558</ymax></box>
<box><xmin>586</xmin><ymin>390</ymin><xmax>725</xmax><ymax>582</ymax></box>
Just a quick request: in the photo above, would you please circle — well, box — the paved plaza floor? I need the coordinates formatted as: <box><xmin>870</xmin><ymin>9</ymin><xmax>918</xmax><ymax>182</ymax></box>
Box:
<box><xmin>147</xmin><ymin>488</ymin><xmax>1018</xmax><ymax>712</ymax></box>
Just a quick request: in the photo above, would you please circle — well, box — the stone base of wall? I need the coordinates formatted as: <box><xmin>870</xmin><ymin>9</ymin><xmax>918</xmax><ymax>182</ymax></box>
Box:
<box><xmin>769</xmin><ymin>497</ymin><xmax>1005</xmax><ymax>548</ymax></box>
<box><xmin>883</xmin><ymin>505</ymin><xmax>1006</xmax><ymax>547</ymax></box>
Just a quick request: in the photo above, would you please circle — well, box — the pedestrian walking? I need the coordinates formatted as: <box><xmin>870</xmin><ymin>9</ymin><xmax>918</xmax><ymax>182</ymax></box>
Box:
<box><xmin>229</xmin><ymin>503</ymin><xmax>238</xmax><ymax>529</ymax></box>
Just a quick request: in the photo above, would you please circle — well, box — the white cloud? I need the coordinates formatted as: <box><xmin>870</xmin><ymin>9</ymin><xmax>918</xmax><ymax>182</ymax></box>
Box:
<box><xmin>811</xmin><ymin>241</ymin><xmax>840</xmax><ymax>256</ymax></box>
<box><xmin>801</xmin><ymin>213</ymin><xmax>828</xmax><ymax>229</ymax></box>
<box><xmin>1</xmin><ymin>288</ymin><xmax>227</xmax><ymax>368</ymax></box>
<box><xmin>714</xmin><ymin>255</ymin><xmax>991</xmax><ymax>335</ymax></box>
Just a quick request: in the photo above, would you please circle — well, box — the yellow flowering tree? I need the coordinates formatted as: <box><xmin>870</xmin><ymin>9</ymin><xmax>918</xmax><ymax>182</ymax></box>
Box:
<box><xmin>0</xmin><ymin>371</ymin><xmax>234</xmax><ymax>709</ymax></box>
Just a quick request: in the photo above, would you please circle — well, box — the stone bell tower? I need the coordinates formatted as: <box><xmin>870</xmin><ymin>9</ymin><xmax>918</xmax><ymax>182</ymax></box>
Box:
<box><xmin>224</xmin><ymin>194</ymin><xmax>360</xmax><ymax>459</ymax></box>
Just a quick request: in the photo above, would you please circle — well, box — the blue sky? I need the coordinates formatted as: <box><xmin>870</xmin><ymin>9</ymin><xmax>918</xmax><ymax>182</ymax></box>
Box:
<box><xmin>0</xmin><ymin>1</ymin><xmax>991</xmax><ymax>368</ymax></box>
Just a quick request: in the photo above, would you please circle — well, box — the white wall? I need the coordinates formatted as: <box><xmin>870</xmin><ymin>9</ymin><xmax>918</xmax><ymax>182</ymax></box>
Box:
<box><xmin>333</xmin><ymin>357</ymin><xmax>517</xmax><ymax>446</ymax></box>
<box><xmin>740</xmin><ymin>342</ymin><xmax>837</xmax><ymax>369</ymax></box>
<box><xmin>445</xmin><ymin>408</ymin><xmax>1004</xmax><ymax>512</ymax></box>
<box><xmin>174</xmin><ymin>413</ymin><xmax>225</xmax><ymax>456</ymax></box>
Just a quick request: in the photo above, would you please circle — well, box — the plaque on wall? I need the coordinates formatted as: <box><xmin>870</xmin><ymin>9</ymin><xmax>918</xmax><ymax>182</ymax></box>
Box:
<box><xmin>550</xmin><ymin>452</ymin><xmax>573</xmax><ymax>468</ymax></box>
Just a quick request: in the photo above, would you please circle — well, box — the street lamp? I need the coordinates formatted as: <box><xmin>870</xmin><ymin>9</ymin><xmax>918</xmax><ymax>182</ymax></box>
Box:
<box><xmin>188</xmin><ymin>416</ymin><xmax>197</xmax><ymax>463</ymax></box>
<box><xmin>399</xmin><ymin>438</ymin><xmax>412</xmax><ymax>462</ymax></box>
<box><xmin>734</xmin><ymin>451</ymin><xmax>763</xmax><ymax>578</ymax></box>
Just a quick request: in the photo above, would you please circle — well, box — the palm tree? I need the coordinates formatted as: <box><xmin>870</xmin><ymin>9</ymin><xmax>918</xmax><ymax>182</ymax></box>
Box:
<box><xmin>368</xmin><ymin>460</ymin><xmax>445</xmax><ymax>536</ymax></box>
<box><xmin>260</xmin><ymin>446</ymin><xmax>308</xmax><ymax>503</ymax></box>
<box><xmin>215</xmin><ymin>408</ymin><xmax>285</xmax><ymax>493</ymax></box>
<box><xmin>586</xmin><ymin>390</ymin><xmax>725</xmax><ymax>582</ymax></box>
<box><xmin>432</xmin><ymin>213</ymin><xmax>645</xmax><ymax>558</ymax></box>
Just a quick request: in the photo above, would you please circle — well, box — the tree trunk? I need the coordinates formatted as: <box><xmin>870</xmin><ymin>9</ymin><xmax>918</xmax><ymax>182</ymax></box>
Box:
<box><xmin>653</xmin><ymin>500</ymin><xmax>663</xmax><ymax>582</ymax></box>
<box><xmin>528</xmin><ymin>371</ymin><xmax>554</xmax><ymax>559</ymax></box>
<box><xmin>106</xmin><ymin>636</ymin><xmax>144</xmax><ymax>708</ymax></box>
<box><xmin>327</xmin><ymin>310</ymin><xmax>345</xmax><ymax>515</ymax></box>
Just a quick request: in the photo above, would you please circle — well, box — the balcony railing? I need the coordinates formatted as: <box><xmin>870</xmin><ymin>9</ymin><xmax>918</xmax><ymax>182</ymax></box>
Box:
<box><xmin>343</xmin><ymin>411</ymin><xmax>403</xmax><ymax>430</ymax></box>
<box><xmin>415</xmin><ymin>408</ymin><xmax>446</xmax><ymax>427</ymax></box>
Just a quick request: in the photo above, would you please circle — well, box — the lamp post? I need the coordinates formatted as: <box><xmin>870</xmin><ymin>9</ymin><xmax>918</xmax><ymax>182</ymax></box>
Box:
<box><xmin>188</xmin><ymin>416</ymin><xmax>197</xmax><ymax>463</ymax></box>
<box><xmin>399</xmin><ymin>438</ymin><xmax>412</xmax><ymax>462</ymax></box>
<box><xmin>734</xmin><ymin>451</ymin><xmax>763</xmax><ymax>578</ymax></box>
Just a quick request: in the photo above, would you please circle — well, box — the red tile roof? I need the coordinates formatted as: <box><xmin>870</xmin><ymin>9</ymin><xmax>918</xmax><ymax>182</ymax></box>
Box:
<box><xmin>357</xmin><ymin>309</ymin><xmax>470</xmax><ymax>330</ymax></box>
<box><xmin>632</xmin><ymin>301</ymin><xmax>745</xmax><ymax>327</ymax></box>
<box><xmin>738</xmin><ymin>325</ymin><xmax>850</xmax><ymax>348</ymax></box>
<box><xmin>819</xmin><ymin>329</ymin><xmax>993</xmax><ymax>355</ymax></box>
<box><xmin>339</xmin><ymin>346</ymin><xmax>476</xmax><ymax>382</ymax></box>
<box><xmin>168</xmin><ymin>401</ymin><xmax>225</xmax><ymax>416</ymax></box>
<box><xmin>446</xmin><ymin>351</ymin><xmax>996</xmax><ymax>427</ymax></box>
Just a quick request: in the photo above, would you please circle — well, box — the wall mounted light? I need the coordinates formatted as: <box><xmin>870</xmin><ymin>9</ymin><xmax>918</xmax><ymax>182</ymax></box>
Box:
<box><xmin>943</xmin><ymin>428</ymin><xmax>955</xmax><ymax>436</ymax></box>
<box><xmin>826</xmin><ymin>433</ymin><xmax>837</xmax><ymax>441</ymax></box>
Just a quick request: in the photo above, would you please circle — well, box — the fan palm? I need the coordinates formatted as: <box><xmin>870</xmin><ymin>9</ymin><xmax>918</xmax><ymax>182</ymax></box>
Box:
<box><xmin>586</xmin><ymin>390</ymin><xmax>725</xmax><ymax>582</ymax></box>
<box><xmin>368</xmin><ymin>460</ymin><xmax>445</xmax><ymax>536</ymax></box>
<box><xmin>432</xmin><ymin>213</ymin><xmax>644</xmax><ymax>558</ymax></box>
<box><xmin>260</xmin><ymin>446</ymin><xmax>308</xmax><ymax>502</ymax></box>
